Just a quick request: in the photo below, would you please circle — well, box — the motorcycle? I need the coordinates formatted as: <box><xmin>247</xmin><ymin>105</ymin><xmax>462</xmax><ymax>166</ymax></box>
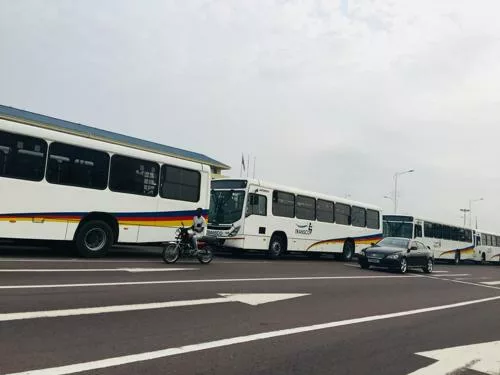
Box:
<box><xmin>162</xmin><ymin>225</ymin><xmax>213</xmax><ymax>264</ymax></box>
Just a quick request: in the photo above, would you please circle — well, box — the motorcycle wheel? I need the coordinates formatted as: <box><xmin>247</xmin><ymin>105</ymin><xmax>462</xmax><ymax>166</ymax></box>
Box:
<box><xmin>197</xmin><ymin>246</ymin><xmax>213</xmax><ymax>264</ymax></box>
<box><xmin>162</xmin><ymin>244</ymin><xmax>180</xmax><ymax>264</ymax></box>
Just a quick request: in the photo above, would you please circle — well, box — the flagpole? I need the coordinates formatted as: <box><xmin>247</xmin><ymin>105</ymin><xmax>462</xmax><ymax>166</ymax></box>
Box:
<box><xmin>246</xmin><ymin>154</ymin><xmax>250</xmax><ymax>178</ymax></box>
<box><xmin>253</xmin><ymin>156</ymin><xmax>256</xmax><ymax>179</ymax></box>
<box><xmin>240</xmin><ymin>153</ymin><xmax>246</xmax><ymax>178</ymax></box>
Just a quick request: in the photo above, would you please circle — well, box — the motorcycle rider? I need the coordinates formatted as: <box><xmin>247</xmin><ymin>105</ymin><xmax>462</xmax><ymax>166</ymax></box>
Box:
<box><xmin>189</xmin><ymin>208</ymin><xmax>207</xmax><ymax>250</ymax></box>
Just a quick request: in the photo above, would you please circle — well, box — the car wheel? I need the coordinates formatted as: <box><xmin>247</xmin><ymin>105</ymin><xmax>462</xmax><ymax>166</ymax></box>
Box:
<box><xmin>399</xmin><ymin>257</ymin><xmax>408</xmax><ymax>274</ymax></box>
<box><xmin>423</xmin><ymin>258</ymin><xmax>433</xmax><ymax>273</ymax></box>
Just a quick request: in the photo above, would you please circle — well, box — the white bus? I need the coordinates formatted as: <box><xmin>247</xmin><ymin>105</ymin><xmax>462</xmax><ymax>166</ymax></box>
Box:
<box><xmin>474</xmin><ymin>231</ymin><xmax>500</xmax><ymax>264</ymax></box>
<box><xmin>0</xmin><ymin>106</ymin><xmax>216</xmax><ymax>257</ymax></box>
<box><xmin>207</xmin><ymin>178</ymin><xmax>383</xmax><ymax>260</ymax></box>
<box><xmin>382</xmin><ymin>215</ymin><xmax>475</xmax><ymax>264</ymax></box>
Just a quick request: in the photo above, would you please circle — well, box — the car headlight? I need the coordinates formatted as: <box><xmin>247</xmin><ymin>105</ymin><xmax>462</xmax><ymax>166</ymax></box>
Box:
<box><xmin>228</xmin><ymin>226</ymin><xmax>241</xmax><ymax>237</ymax></box>
<box><xmin>386</xmin><ymin>253</ymin><xmax>400</xmax><ymax>260</ymax></box>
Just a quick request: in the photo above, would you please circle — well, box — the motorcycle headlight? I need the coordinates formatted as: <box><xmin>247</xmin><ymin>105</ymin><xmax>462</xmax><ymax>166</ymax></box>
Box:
<box><xmin>386</xmin><ymin>253</ymin><xmax>400</xmax><ymax>260</ymax></box>
<box><xmin>228</xmin><ymin>226</ymin><xmax>241</xmax><ymax>237</ymax></box>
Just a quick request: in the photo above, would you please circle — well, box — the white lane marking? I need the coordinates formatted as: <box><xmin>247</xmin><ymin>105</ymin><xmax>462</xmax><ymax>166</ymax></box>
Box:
<box><xmin>0</xmin><ymin>268</ymin><xmax>198</xmax><ymax>273</ymax></box>
<box><xmin>216</xmin><ymin>261</ymin><xmax>271</xmax><ymax>264</ymax></box>
<box><xmin>431</xmin><ymin>271</ymin><xmax>449</xmax><ymax>273</ymax></box>
<box><xmin>0</xmin><ymin>275</ymin><xmax>417</xmax><ymax>290</ymax></box>
<box><xmin>0</xmin><ymin>293</ymin><xmax>309</xmax><ymax>322</ymax></box>
<box><xmin>0</xmin><ymin>258</ymin><xmax>270</xmax><ymax>265</ymax></box>
<box><xmin>407</xmin><ymin>340</ymin><xmax>500</xmax><ymax>375</ymax></box>
<box><xmin>416</xmin><ymin>274</ymin><xmax>500</xmax><ymax>291</ymax></box>
<box><xmin>6</xmin><ymin>295</ymin><xmax>500</xmax><ymax>375</ymax></box>
<box><xmin>343</xmin><ymin>263</ymin><xmax>359</xmax><ymax>268</ymax></box>
<box><xmin>481</xmin><ymin>281</ymin><xmax>500</xmax><ymax>285</ymax></box>
<box><xmin>428</xmin><ymin>274</ymin><xmax>470</xmax><ymax>277</ymax></box>
<box><xmin>0</xmin><ymin>258</ymin><xmax>159</xmax><ymax>263</ymax></box>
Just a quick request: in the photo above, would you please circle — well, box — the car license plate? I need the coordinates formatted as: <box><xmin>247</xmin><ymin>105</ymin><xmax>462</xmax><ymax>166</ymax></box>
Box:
<box><xmin>368</xmin><ymin>258</ymin><xmax>380</xmax><ymax>264</ymax></box>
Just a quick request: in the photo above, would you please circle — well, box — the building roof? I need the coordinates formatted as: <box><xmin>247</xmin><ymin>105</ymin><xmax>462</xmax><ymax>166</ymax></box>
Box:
<box><xmin>0</xmin><ymin>104</ymin><xmax>230</xmax><ymax>170</ymax></box>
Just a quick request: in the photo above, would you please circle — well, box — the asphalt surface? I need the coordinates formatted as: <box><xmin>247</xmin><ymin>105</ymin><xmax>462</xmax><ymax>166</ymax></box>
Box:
<box><xmin>1</xmin><ymin>246</ymin><xmax>499</xmax><ymax>375</ymax></box>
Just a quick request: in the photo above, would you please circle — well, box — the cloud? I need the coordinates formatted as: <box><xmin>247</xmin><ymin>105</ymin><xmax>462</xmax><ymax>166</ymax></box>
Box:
<box><xmin>0</xmin><ymin>0</ymin><xmax>499</xmax><ymax>229</ymax></box>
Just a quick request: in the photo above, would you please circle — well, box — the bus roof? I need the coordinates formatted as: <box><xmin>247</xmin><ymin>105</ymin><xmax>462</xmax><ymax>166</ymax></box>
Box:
<box><xmin>383</xmin><ymin>214</ymin><xmax>473</xmax><ymax>230</ymax></box>
<box><xmin>0</xmin><ymin>104</ymin><xmax>230</xmax><ymax>170</ymax></box>
<box><xmin>212</xmin><ymin>178</ymin><xmax>382</xmax><ymax>210</ymax></box>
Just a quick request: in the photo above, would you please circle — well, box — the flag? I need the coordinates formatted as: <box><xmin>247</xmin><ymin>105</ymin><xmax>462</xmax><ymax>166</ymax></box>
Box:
<box><xmin>241</xmin><ymin>154</ymin><xmax>246</xmax><ymax>171</ymax></box>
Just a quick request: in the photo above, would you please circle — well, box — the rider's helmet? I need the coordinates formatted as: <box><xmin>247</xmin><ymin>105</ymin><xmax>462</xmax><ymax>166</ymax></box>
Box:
<box><xmin>196</xmin><ymin>207</ymin><xmax>203</xmax><ymax>218</ymax></box>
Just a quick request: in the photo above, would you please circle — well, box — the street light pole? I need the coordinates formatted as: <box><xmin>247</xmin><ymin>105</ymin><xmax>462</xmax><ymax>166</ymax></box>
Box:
<box><xmin>393</xmin><ymin>169</ymin><xmax>415</xmax><ymax>213</ymax></box>
<box><xmin>468</xmin><ymin>198</ymin><xmax>484</xmax><ymax>227</ymax></box>
<box><xmin>460</xmin><ymin>209</ymin><xmax>470</xmax><ymax>227</ymax></box>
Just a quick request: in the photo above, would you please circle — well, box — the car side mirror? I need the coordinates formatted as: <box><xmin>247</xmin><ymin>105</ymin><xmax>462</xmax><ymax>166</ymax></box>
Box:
<box><xmin>409</xmin><ymin>245</ymin><xmax>418</xmax><ymax>251</ymax></box>
<box><xmin>370</xmin><ymin>242</ymin><xmax>375</xmax><ymax>247</ymax></box>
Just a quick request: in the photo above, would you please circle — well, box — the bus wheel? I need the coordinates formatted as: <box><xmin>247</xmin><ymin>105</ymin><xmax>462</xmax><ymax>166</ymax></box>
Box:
<box><xmin>75</xmin><ymin>220</ymin><xmax>114</xmax><ymax>258</ymax></box>
<box><xmin>268</xmin><ymin>234</ymin><xmax>285</xmax><ymax>259</ymax></box>
<box><xmin>342</xmin><ymin>240</ymin><xmax>355</xmax><ymax>262</ymax></box>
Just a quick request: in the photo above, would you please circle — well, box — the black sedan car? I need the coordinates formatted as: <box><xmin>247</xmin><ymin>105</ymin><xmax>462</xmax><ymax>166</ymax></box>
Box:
<box><xmin>358</xmin><ymin>237</ymin><xmax>434</xmax><ymax>273</ymax></box>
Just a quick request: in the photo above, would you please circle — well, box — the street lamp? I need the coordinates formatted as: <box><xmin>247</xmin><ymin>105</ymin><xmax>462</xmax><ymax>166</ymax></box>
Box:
<box><xmin>393</xmin><ymin>169</ymin><xmax>414</xmax><ymax>213</ymax></box>
<box><xmin>469</xmin><ymin>198</ymin><xmax>484</xmax><ymax>227</ymax></box>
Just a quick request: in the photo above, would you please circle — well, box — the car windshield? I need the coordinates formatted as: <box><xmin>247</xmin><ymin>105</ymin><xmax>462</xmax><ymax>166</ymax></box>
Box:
<box><xmin>376</xmin><ymin>238</ymin><xmax>409</xmax><ymax>249</ymax></box>
<box><xmin>383</xmin><ymin>221</ymin><xmax>413</xmax><ymax>239</ymax></box>
<box><xmin>209</xmin><ymin>190</ymin><xmax>246</xmax><ymax>225</ymax></box>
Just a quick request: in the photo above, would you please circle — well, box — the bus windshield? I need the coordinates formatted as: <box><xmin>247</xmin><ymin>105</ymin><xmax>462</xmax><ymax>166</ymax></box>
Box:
<box><xmin>209</xmin><ymin>190</ymin><xmax>246</xmax><ymax>225</ymax></box>
<box><xmin>383</xmin><ymin>221</ymin><xmax>414</xmax><ymax>238</ymax></box>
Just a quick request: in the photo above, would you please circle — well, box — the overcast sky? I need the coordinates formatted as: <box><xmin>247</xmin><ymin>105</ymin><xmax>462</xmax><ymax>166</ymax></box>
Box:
<box><xmin>1</xmin><ymin>0</ymin><xmax>499</xmax><ymax>231</ymax></box>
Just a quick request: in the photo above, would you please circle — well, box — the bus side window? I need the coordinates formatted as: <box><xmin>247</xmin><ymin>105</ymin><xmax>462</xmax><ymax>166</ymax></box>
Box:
<box><xmin>247</xmin><ymin>194</ymin><xmax>267</xmax><ymax>217</ymax></box>
<box><xmin>415</xmin><ymin>224</ymin><xmax>422</xmax><ymax>238</ymax></box>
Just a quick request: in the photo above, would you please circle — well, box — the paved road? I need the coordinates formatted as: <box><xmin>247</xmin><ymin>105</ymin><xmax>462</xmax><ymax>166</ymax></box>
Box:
<box><xmin>0</xmin><ymin>247</ymin><xmax>499</xmax><ymax>375</ymax></box>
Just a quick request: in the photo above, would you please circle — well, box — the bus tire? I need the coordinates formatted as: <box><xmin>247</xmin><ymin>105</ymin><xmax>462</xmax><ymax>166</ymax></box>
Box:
<box><xmin>268</xmin><ymin>234</ymin><xmax>285</xmax><ymax>259</ymax></box>
<box><xmin>342</xmin><ymin>240</ymin><xmax>355</xmax><ymax>262</ymax></box>
<box><xmin>75</xmin><ymin>220</ymin><xmax>114</xmax><ymax>258</ymax></box>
